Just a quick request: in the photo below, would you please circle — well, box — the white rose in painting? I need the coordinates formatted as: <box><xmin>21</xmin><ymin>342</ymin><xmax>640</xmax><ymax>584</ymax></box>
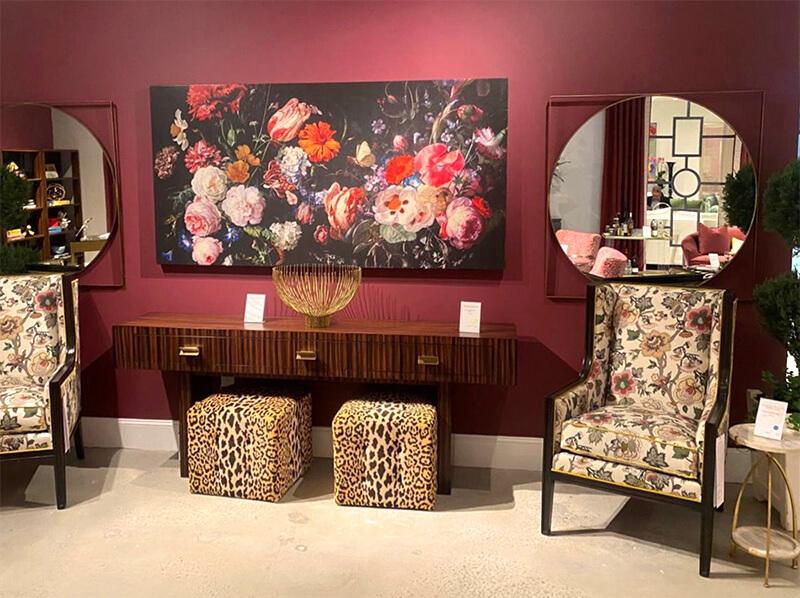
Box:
<box><xmin>269</xmin><ymin>221</ymin><xmax>302</xmax><ymax>252</ymax></box>
<box><xmin>191</xmin><ymin>165</ymin><xmax>227</xmax><ymax>202</ymax></box>
<box><xmin>277</xmin><ymin>146</ymin><xmax>310</xmax><ymax>181</ymax></box>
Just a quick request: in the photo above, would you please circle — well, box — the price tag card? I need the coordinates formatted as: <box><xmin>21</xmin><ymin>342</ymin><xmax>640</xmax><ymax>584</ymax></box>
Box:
<box><xmin>459</xmin><ymin>301</ymin><xmax>482</xmax><ymax>335</ymax></box>
<box><xmin>642</xmin><ymin>225</ymin><xmax>652</xmax><ymax>239</ymax></box>
<box><xmin>754</xmin><ymin>397</ymin><xmax>788</xmax><ymax>440</ymax></box>
<box><xmin>714</xmin><ymin>433</ymin><xmax>725</xmax><ymax>508</ymax></box>
<box><xmin>708</xmin><ymin>253</ymin><xmax>721</xmax><ymax>269</ymax></box>
<box><xmin>244</xmin><ymin>293</ymin><xmax>266</xmax><ymax>323</ymax></box>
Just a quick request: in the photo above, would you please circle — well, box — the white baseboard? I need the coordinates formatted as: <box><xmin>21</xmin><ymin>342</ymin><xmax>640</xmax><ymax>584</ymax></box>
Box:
<box><xmin>81</xmin><ymin>417</ymin><xmax>749</xmax><ymax>477</ymax></box>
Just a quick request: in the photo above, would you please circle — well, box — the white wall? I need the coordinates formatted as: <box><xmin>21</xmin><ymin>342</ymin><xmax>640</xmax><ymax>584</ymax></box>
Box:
<box><xmin>50</xmin><ymin>109</ymin><xmax>108</xmax><ymax>263</ymax></box>
<box><xmin>550</xmin><ymin>110</ymin><xmax>604</xmax><ymax>233</ymax></box>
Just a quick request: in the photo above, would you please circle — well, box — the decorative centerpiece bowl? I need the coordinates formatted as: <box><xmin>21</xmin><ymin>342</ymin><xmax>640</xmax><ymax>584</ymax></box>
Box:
<box><xmin>273</xmin><ymin>264</ymin><xmax>362</xmax><ymax>328</ymax></box>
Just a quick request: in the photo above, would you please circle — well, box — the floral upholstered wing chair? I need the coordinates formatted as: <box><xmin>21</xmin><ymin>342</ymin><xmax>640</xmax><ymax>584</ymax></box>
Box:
<box><xmin>0</xmin><ymin>273</ymin><xmax>82</xmax><ymax>508</ymax></box>
<box><xmin>541</xmin><ymin>282</ymin><xmax>736</xmax><ymax>578</ymax></box>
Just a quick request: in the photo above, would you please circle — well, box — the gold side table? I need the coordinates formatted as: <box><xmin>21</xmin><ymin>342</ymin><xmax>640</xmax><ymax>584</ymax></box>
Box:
<box><xmin>729</xmin><ymin>423</ymin><xmax>800</xmax><ymax>587</ymax></box>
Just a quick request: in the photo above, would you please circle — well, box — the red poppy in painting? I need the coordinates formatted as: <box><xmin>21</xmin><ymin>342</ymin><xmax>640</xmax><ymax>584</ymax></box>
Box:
<box><xmin>384</xmin><ymin>155</ymin><xmax>414</xmax><ymax>184</ymax></box>
<box><xmin>186</xmin><ymin>84</ymin><xmax>247</xmax><ymax>121</ymax></box>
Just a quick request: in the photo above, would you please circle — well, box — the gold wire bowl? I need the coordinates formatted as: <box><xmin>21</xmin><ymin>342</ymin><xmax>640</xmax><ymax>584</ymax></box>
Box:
<box><xmin>272</xmin><ymin>264</ymin><xmax>362</xmax><ymax>328</ymax></box>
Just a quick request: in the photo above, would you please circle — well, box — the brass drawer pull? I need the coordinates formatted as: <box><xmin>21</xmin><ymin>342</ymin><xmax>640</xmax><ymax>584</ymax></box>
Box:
<box><xmin>178</xmin><ymin>345</ymin><xmax>200</xmax><ymax>357</ymax></box>
<box><xmin>296</xmin><ymin>350</ymin><xmax>317</xmax><ymax>361</ymax></box>
<box><xmin>417</xmin><ymin>354</ymin><xmax>440</xmax><ymax>366</ymax></box>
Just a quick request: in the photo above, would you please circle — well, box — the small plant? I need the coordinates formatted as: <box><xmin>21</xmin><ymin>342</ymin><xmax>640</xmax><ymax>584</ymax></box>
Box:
<box><xmin>754</xmin><ymin>158</ymin><xmax>800</xmax><ymax>430</ymax></box>
<box><xmin>722</xmin><ymin>162</ymin><xmax>756</xmax><ymax>231</ymax></box>
<box><xmin>762</xmin><ymin>159</ymin><xmax>800</xmax><ymax>249</ymax></box>
<box><xmin>0</xmin><ymin>163</ymin><xmax>31</xmax><ymax>230</ymax></box>
<box><xmin>0</xmin><ymin>244</ymin><xmax>39</xmax><ymax>274</ymax></box>
<box><xmin>0</xmin><ymin>163</ymin><xmax>36</xmax><ymax>275</ymax></box>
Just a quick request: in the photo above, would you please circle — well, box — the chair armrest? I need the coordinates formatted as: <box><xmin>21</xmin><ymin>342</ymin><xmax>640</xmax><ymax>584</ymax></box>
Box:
<box><xmin>545</xmin><ymin>367</ymin><xmax>601</xmax><ymax>462</ymax></box>
<box><xmin>48</xmin><ymin>347</ymin><xmax>78</xmax><ymax>446</ymax></box>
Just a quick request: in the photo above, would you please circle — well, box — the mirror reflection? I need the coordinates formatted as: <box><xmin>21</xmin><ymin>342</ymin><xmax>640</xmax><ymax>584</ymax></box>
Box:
<box><xmin>1</xmin><ymin>104</ymin><xmax>114</xmax><ymax>269</ymax></box>
<box><xmin>549</xmin><ymin>95</ymin><xmax>755</xmax><ymax>280</ymax></box>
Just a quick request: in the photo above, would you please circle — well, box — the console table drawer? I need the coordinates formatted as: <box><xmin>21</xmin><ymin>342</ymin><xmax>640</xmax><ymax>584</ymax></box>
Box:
<box><xmin>114</xmin><ymin>328</ymin><xmax>231</xmax><ymax>372</ymax></box>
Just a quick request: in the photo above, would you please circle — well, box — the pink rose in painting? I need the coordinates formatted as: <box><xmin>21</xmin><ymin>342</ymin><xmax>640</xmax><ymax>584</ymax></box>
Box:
<box><xmin>221</xmin><ymin>185</ymin><xmax>265</xmax><ymax>227</ymax></box>
<box><xmin>324</xmin><ymin>182</ymin><xmax>366</xmax><ymax>240</ymax></box>
<box><xmin>413</xmin><ymin>143</ymin><xmax>465</xmax><ymax>187</ymax></box>
<box><xmin>314</xmin><ymin>225</ymin><xmax>329</xmax><ymax>245</ymax></box>
<box><xmin>393</xmin><ymin>135</ymin><xmax>408</xmax><ymax>152</ymax></box>
<box><xmin>267</xmin><ymin>98</ymin><xmax>313</xmax><ymax>142</ymax></box>
<box><xmin>438</xmin><ymin>197</ymin><xmax>484</xmax><ymax>250</ymax></box>
<box><xmin>184</xmin><ymin>198</ymin><xmax>221</xmax><ymax>237</ymax></box>
<box><xmin>295</xmin><ymin>202</ymin><xmax>314</xmax><ymax>225</ymax></box>
<box><xmin>473</xmin><ymin>127</ymin><xmax>506</xmax><ymax>160</ymax></box>
<box><xmin>191</xmin><ymin>236</ymin><xmax>223</xmax><ymax>266</ymax></box>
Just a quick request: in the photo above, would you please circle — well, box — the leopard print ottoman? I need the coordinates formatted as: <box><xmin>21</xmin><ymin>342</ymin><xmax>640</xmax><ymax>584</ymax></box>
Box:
<box><xmin>332</xmin><ymin>392</ymin><xmax>437</xmax><ymax>511</ymax></box>
<box><xmin>187</xmin><ymin>388</ymin><xmax>312</xmax><ymax>502</ymax></box>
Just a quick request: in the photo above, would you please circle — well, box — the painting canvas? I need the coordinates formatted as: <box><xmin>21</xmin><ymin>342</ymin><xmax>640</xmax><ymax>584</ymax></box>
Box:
<box><xmin>150</xmin><ymin>79</ymin><xmax>507</xmax><ymax>269</ymax></box>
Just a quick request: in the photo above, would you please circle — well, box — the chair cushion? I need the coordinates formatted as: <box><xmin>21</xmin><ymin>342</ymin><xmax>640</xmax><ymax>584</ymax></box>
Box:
<box><xmin>552</xmin><ymin>451</ymin><xmax>701</xmax><ymax>502</ymax></box>
<box><xmin>606</xmin><ymin>284</ymin><xmax>720</xmax><ymax>419</ymax></box>
<box><xmin>559</xmin><ymin>405</ymin><xmax>699</xmax><ymax>478</ymax></box>
<box><xmin>0</xmin><ymin>380</ymin><xmax>49</xmax><ymax>435</ymax></box>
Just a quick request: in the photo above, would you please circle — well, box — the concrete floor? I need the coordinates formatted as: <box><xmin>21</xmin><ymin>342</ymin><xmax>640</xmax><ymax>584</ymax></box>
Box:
<box><xmin>1</xmin><ymin>449</ymin><xmax>798</xmax><ymax>597</ymax></box>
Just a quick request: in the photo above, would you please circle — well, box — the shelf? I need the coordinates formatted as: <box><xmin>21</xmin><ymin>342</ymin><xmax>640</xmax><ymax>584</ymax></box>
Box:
<box><xmin>48</xmin><ymin>202</ymin><xmax>78</xmax><ymax>208</ymax></box>
<box><xmin>45</xmin><ymin>176</ymin><xmax>78</xmax><ymax>181</ymax></box>
<box><xmin>23</xmin><ymin>206</ymin><xmax>43</xmax><ymax>211</ymax></box>
<box><xmin>732</xmin><ymin>526</ymin><xmax>800</xmax><ymax>561</ymax></box>
<box><xmin>49</xmin><ymin>229</ymin><xmax>74</xmax><ymax>236</ymax></box>
<box><xmin>6</xmin><ymin>234</ymin><xmax>44</xmax><ymax>243</ymax></box>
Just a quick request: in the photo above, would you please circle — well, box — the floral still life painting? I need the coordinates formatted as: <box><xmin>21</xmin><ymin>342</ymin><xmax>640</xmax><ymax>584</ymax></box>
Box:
<box><xmin>150</xmin><ymin>79</ymin><xmax>507</xmax><ymax>268</ymax></box>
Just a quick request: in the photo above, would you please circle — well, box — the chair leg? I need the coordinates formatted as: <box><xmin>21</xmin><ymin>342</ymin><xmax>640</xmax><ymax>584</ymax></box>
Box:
<box><xmin>699</xmin><ymin>502</ymin><xmax>715</xmax><ymax>577</ymax></box>
<box><xmin>73</xmin><ymin>420</ymin><xmax>85</xmax><ymax>460</ymax></box>
<box><xmin>541</xmin><ymin>471</ymin><xmax>555</xmax><ymax>536</ymax></box>
<box><xmin>54</xmin><ymin>449</ymin><xmax>67</xmax><ymax>510</ymax></box>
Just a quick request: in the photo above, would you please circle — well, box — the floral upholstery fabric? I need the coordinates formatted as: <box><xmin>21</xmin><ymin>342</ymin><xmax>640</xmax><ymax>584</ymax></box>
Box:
<box><xmin>0</xmin><ymin>379</ymin><xmax>49</xmax><ymax>434</ymax></box>
<box><xmin>559</xmin><ymin>405</ymin><xmax>699</xmax><ymax>478</ymax></box>
<box><xmin>553</xmin><ymin>284</ymin><xmax>617</xmax><ymax>448</ymax></box>
<box><xmin>606</xmin><ymin>284</ymin><xmax>724</xmax><ymax>420</ymax></box>
<box><xmin>552</xmin><ymin>451</ymin><xmax>701</xmax><ymax>502</ymax></box>
<box><xmin>0</xmin><ymin>430</ymin><xmax>51</xmax><ymax>452</ymax></box>
<box><xmin>0</xmin><ymin>274</ymin><xmax>80</xmax><ymax>454</ymax></box>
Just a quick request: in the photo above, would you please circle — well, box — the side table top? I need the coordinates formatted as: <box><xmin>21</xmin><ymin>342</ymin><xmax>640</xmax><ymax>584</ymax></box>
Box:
<box><xmin>729</xmin><ymin>423</ymin><xmax>800</xmax><ymax>455</ymax></box>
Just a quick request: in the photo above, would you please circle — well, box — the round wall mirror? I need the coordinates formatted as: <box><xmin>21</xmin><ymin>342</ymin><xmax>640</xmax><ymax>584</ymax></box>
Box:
<box><xmin>549</xmin><ymin>95</ymin><xmax>755</xmax><ymax>280</ymax></box>
<box><xmin>1</xmin><ymin>103</ymin><xmax>119</xmax><ymax>271</ymax></box>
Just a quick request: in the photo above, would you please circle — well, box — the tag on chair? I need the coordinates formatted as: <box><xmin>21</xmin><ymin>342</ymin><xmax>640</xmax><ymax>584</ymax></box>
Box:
<box><xmin>708</xmin><ymin>253</ymin><xmax>721</xmax><ymax>269</ymax></box>
<box><xmin>714</xmin><ymin>433</ymin><xmax>725</xmax><ymax>508</ymax></box>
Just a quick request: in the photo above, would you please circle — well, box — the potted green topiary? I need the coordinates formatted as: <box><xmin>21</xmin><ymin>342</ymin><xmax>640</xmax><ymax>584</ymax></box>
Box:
<box><xmin>722</xmin><ymin>162</ymin><xmax>757</xmax><ymax>230</ymax></box>
<box><xmin>751</xmin><ymin>158</ymin><xmax>800</xmax><ymax>530</ymax></box>
<box><xmin>0</xmin><ymin>163</ymin><xmax>39</xmax><ymax>274</ymax></box>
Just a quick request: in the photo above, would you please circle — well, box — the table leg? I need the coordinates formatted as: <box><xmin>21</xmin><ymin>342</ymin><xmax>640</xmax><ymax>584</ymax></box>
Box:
<box><xmin>178</xmin><ymin>373</ymin><xmax>191</xmax><ymax>478</ymax></box>
<box><xmin>437</xmin><ymin>383</ymin><xmax>452</xmax><ymax>495</ymax></box>
<box><xmin>178</xmin><ymin>373</ymin><xmax>218</xmax><ymax>479</ymax></box>
<box><xmin>765</xmin><ymin>457</ymin><xmax>772</xmax><ymax>587</ymax></box>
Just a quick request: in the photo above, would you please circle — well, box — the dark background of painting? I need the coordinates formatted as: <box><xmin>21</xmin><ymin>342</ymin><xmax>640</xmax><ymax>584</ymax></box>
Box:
<box><xmin>0</xmin><ymin>1</ymin><xmax>797</xmax><ymax>438</ymax></box>
<box><xmin>150</xmin><ymin>80</ymin><xmax>508</xmax><ymax>268</ymax></box>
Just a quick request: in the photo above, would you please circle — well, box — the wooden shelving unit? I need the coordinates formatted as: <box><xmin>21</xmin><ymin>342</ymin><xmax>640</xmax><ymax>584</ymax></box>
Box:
<box><xmin>1</xmin><ymin>148</ymin><xmax>84</xmax><ymax>265</ymax></box>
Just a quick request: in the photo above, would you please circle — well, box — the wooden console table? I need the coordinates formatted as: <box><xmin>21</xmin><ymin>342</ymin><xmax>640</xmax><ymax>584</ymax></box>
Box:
<box><xmin>112</xmin><ymin>314</ymin><xmax>517</xmax><ymax>493</ymax></box>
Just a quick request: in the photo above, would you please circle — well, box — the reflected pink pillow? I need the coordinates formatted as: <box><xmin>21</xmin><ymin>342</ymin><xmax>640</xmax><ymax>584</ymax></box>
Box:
<box><xmin>698</xmin><ymin>223</ymin><xmax>730</xmax><ymax>255</ymax></box>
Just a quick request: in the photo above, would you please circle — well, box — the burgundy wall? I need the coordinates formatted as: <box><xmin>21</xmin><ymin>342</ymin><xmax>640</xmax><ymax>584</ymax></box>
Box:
<box><xmin>1</xmin><ymin>1</ymin><xmax>797</xmax><ymax>436</ymax></box>
<box><xmin>0</xmin><ymin>104</ymin><xmax>53</xmax><ymax>149</ymax></box>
